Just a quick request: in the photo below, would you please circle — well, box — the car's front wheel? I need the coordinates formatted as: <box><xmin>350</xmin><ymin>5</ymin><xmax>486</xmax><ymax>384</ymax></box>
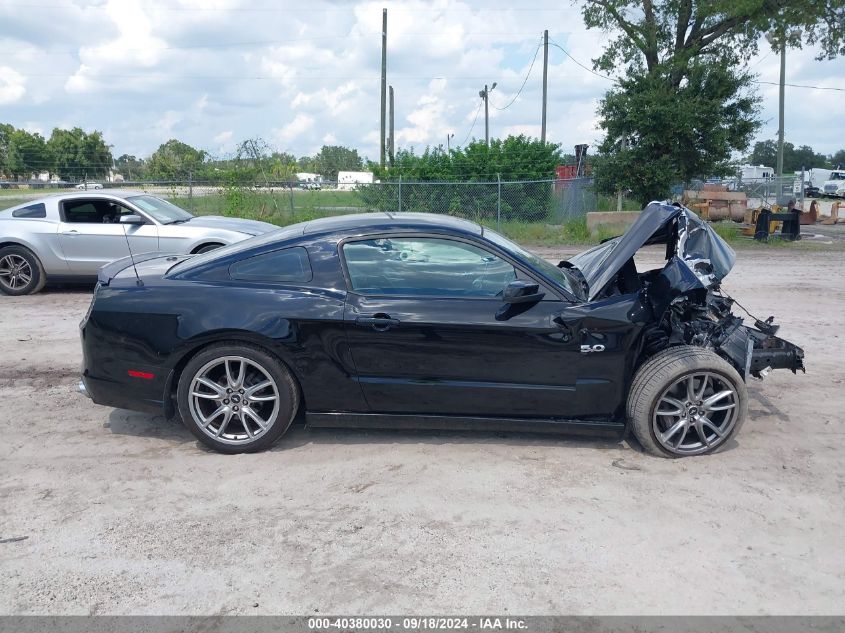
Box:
<box><xmin>627</xmin><ymin>346</ymin><xmax>747</xmax><ymax>457</ymax></box>
<box><xmin>177</xmin><ymin>343</ymin><xmax>299</xmax><ymax>453</ymax></box>
<box><xmin>0</xmin><ymin>245</ymin><xmax>46</xmax><ymax>296</ymax></box>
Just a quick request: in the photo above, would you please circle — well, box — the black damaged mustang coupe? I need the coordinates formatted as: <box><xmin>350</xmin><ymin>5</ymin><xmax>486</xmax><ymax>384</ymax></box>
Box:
<box><xmin>79</xmin><ymin>203</ymin><xmax>804</xmax><ymax>457</ymax></box>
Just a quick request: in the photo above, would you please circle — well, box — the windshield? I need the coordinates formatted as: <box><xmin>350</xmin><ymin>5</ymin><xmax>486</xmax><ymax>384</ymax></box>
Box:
<box><xmin>483</xmin><ymin>228</ymin><xmax>581</xmax><ymax>298</ymax></box>
<box><xmin>128</xmin><ymin>195</ymin><xmax>194</xmax><ymax>224</ymax></box>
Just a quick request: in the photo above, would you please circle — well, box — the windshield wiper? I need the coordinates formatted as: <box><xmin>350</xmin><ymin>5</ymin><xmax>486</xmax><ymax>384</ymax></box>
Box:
<box><xmin>166</xmin><ymin>218</ymin><xmax>192</xmax><ymax>225</ymax></box>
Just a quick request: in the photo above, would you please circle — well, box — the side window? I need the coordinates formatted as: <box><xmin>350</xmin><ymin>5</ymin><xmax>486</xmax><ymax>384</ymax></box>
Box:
<box><xmin>343</xmin><ymin>237</ymin><xmax>516</xmax><ymax>297</ymax></box>
<box><xmin>12</xmin><ymin>203</ymin><xmax>47</xmax><ymax>219</ymax></box>
<box><xmin>229</xmin><ymin>247</ymin><xmax>312</xmax><ymax>283</ymax></box>
<box><xmin>63</xmin><ymin>200</ymin><xmax>137</xmax><ymax>224</ymax></box>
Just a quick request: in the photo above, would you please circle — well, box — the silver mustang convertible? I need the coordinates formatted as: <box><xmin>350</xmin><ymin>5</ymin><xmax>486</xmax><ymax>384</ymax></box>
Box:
<box><xmin>0</xmin><ymin>191</ymin><xmax>277</xmax><ymax>295</ymax></box>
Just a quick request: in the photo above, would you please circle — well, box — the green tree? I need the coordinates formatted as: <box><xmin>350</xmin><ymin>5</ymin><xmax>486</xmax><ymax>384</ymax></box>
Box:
<box><xmin>748</xmin><ymin>140</ymin><xmax>777</xmax><ymax>167</ymax></box>
<box><xmin>7</xmin><ymin>129</ymin><xmax>48</xmax><ymax>179</ymax></box>
<box><xmin>314</xmin><ymin>145</ymin><xmax>363</xmax><ymax>181</ymax></box>
<box><xmin>593</xmin><ymin>62</ymin><xmax>759</xmax><ymax>203</ymax></box>
<box><xmin>582</xmin><ymin>0</ymin><xmax>845</xmax><ymax>203</ymax></box>
<box><xmin>0</xmin><ymin>123</ymin><xmax>14</xmax><ymax>178</ymax></box>
<box><xmin>147</xmin><ymin>139</ymin><xmax>207</xmax><ymax>180</ymax></box>
<box><xmin>748</xmin><ymin>140</ymin><xmax>830</xmax><ymax>172</ymax></box>
<box><xmin>829</xmin><ymin>149</ymin><xmax>845</xmax><ymax>168</ymax></box>
<box><xmin>115</xmin><ymin>154</ymin><xmax>147</xmax><ymax>180</ymax></box>
<box><xmin>46</xmin><ymin>127</ymin><xmax>112</xmax><ymax>181</ymax></box>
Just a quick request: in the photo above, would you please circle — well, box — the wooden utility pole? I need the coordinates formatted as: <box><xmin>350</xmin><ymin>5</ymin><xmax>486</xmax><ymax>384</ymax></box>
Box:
<box><xmin>479</xmin><ymin>83</ymin><xmax>496</xmax><ymax>147</ymax></box>
<box><xmin>380</xmin><ymin>8</ymin><xmax>387</xmax><ymax>168</ymax></box>
<box><xmin>541</xmin><ymin>29</ymin><xmax>548</xmax><ymax>144</ymax></box>
<box><xmin>388</xmin><ymin>85</ymin><xmax>395</xmax><ymax>166</ymax></box>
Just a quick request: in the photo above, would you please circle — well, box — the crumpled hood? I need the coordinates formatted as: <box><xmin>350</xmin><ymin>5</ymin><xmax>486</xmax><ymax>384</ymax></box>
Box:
<box><xmin>185</xmin><ymin>215</ymin><xmax>277</xmax><ymax>236</ymax></box>
<box><xmin>568</xmin><ymin>202</ymin><xmax>736</xmax><ymax>301</ymax></box>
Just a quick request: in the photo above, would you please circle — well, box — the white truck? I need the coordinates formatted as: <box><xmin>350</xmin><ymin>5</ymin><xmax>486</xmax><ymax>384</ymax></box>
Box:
<box><xmin>821</xmin><ymin>170</ymin><xmax>845</xmax><ymax>198</ymax></box>
<box><xmin>793</xmin><ymin>168</ymin><xmax>832</xmax><ymax>197</ymax></box>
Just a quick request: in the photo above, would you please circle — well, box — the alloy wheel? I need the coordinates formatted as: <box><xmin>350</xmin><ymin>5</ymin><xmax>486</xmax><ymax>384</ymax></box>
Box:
<box><xmin>0</xmin><ymin>254</ymin><xmax>33</xmax><ymax>291</ymax></box>
<box><xmin>652</xmin><ymin>371</ymin><xmax>739</xmax><ymax>456</ymax></box>
<box><xmin>188</xmin><ymin>355</ymin><xmax>280</xmax><ymax>445</ymax></box>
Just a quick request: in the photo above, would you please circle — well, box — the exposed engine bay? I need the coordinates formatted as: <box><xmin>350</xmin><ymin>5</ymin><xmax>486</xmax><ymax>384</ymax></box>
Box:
<box><xmin>565</xmin><ymin>202</ymin><xmax>805</xmax><ymax>380</ymax></box>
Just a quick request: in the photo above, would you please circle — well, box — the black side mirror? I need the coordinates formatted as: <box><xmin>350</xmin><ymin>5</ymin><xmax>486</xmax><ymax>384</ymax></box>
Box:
<box><xmin>502</xmin><ymin>279</ymin><xmax>544</xmax><ymax>304</ymax></box>
<box><xmin>120</xmin><ymin>214</ymin><xmax>145</xmax><ymax>225</ymax></box>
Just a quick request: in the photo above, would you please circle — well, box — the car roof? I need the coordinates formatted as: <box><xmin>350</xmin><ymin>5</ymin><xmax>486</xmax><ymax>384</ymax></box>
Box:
<box><xmin>301</xmin><ymin>212</ymin><xmax>483</xmax><ymax>237</ymax></box>
<box><xmin>32</xmin><ymin>189</ymin><xmax>150</xmax><ymax>203</ymax></box>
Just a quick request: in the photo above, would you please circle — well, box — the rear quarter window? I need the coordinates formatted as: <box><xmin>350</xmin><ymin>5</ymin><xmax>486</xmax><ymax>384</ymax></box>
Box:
<box><xmin>228</xmin><ymin>247</ymin><xmax>312</xmax><ymax>283</ymax></box>
<box><xmin>12</xmin><ymin>203</ymin><xmax>47</xmax><ymax>219</ymax></box>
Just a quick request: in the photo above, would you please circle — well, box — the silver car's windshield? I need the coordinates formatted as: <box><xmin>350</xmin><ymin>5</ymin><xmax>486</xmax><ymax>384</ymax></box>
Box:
<box><xmin>128</xmin><ymin>195</ymin><xmax>193</xmax><ymax>224</ymax></box>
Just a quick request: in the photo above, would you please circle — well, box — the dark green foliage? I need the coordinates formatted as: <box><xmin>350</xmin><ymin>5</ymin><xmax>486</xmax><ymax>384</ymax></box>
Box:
<box><xmin>359</xmin><ymin>136</ymin><xmax>562</xmax><ymax>221</ymax></box>
<box><xmin>147</xmin><ymin>139</ymin><xmax>208</xmax><ymax>180</ymax></box>
<box><xmin>6</xmin><ymin>129</ymin><xmax>49</xmax><ymax>178</ymax></box>
<box><xmin>583</xmin><ymin>0</ymin><xmax>844</xmax><ymax>205</ymax></box>
<box><xmin>748</xmin><ymin>140</ymin><xmax>835</xmax><ymax>171</ymax></box>
<box><xmin>47</xmin><ymin>127</ymin><xmax>112</xmax><ymax>180</ymax></box>
<box><xmin>593</xmin><ymin>61</ymin><xmax>760</xmax><ymax>202</ymax></box>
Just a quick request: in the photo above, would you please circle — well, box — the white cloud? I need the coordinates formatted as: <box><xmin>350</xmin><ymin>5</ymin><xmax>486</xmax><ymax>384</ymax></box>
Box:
<box><xmin>214</xmin><ymin>130</ymin><xmax>233</xmax><ymax>144</ymax></box>
<box><xmin>0</xmin><ymin>67</ymin><xmax>26</xmax><ymax>104</ymax></box>
<box><xmin>0</xmin><ymin>0</ymin><xmax>841</xmax><ymax>159</ymax></box>
<box><xmin>273</xmin><ymin>114</ymin><xmax>315</xmax><ymax>146</ymax></box>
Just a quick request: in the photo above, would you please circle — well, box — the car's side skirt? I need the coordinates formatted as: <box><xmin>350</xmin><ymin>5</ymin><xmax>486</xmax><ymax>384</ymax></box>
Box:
<box><xmin>305</xmin><ymin>412</ymin><xmax>625</xmax><ymax>437</ymax></box>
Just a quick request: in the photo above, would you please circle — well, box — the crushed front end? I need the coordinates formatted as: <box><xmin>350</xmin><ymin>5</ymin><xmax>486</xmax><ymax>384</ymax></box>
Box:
<box><xmin>645</xmin><ymin>289</ymin><xmax>805</xmax><ymax>380</ymax></box>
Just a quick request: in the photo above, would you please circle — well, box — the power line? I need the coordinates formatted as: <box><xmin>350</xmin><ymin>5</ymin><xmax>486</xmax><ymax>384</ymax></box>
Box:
<box><xmin>458</xmin><ymin>100</ymin><xmax>484</xmax><ymax>148</ymax></box>
<box><xmin>491</xmin><ymin>39</ymin><xmax>543</xmax><ymax>111</ymax></box>
<box><xmin>753</xmin><ymin>80</ymin><xmax>844</xmax><ymax>91</ymax></box>
<box><xmin>548</xmin><ymin>40</ymin><xmax>616</xmax><ymax>82</ymax></box>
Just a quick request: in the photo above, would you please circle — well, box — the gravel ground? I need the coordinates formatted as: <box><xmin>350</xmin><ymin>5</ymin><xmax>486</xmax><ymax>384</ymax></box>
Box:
<box><xmin>0</xmin><ymin>245</ymin><xmax>843</xmax><ymax>615</ymax></box>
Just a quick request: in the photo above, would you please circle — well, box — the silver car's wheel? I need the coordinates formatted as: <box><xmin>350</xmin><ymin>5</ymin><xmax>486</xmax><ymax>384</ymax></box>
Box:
<box><xmin>651</xmin><ymin>372</ymin><xmax>739</xmax><ymax>456</ymax></box>
<box><xmin>177</xmin><ymin>344</ymin><xmax>299</xmax><ymax>453</ymax></box>
<box><xmin>0</xmin><ymin>246</ymin><xmax>46</xmax><ymax>296</ymax></box>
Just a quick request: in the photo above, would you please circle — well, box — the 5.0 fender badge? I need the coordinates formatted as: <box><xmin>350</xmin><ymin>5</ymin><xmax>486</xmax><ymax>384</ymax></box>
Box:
<box><xmin>580</xmin><ymin>344</ymin><xmax>606</xmax><ymax>353</ymax></box>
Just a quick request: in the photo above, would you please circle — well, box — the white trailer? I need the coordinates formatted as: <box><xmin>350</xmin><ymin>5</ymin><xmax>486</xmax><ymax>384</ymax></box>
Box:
<box><xmin>337</xmin><ymin>171</ymin><xmax>374</xmax><ymax>190</ymax></box>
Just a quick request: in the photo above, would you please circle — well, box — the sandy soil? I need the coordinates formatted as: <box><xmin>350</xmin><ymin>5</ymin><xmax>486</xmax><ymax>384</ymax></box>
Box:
<box><xmin>1</xmin><ymin>246</ymin><xmax>843</xmax><ymax>615</ymax></box>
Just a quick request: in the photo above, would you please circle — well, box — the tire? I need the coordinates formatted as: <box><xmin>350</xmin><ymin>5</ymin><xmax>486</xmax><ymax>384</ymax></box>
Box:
<box><xmin>627</xmin><ymin>346</ymin><xmax>747</xmax><ymax>458</ymax></box>
<box><xmin>176</xmin><ymin>343</ymin><xmax>299</xmax><ymax>454</ymax></box>
<box><xmin>194</xmin><ymin>243</ymin><xmax>223</xmax><ymax>254</ymax></box>
<box><xmin>0</xmin><ymin>245</ymin><xmax>46</xmax><ymax>296</ymax></box>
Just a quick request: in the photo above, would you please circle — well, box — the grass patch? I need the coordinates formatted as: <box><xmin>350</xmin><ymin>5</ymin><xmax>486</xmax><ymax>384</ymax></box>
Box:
<box><xmin>480</xmin><ymin>216</ymin><xmax>615</xmax><ymax>246</ymax></box>
<box><xmin>0</xmin><ymin>197</ymin><xmax>32</xmax><ymax>211</ymax></box>
<box><xmin>594</xmin><ymin>194</ymin><xmax>642</xmax><ymax>212</ymax></box>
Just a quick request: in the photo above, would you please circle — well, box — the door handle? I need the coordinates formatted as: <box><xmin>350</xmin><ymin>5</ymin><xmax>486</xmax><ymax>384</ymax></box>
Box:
<box><xmin>355</xmin><ymin>314</ymin><xmax>400</xmax><ymax>331</ymax></box>
<box><xmin>61</xmin><ymin>230</ymin><xmax>79</xmax><ymax>236</ymax></box>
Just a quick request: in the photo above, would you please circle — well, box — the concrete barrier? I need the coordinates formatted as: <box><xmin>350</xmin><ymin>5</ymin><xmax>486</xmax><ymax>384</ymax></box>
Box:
<box><xmin>586</xmin><ymin>211</ymin><xmax>641</xmax><ymax>234</ymax></box>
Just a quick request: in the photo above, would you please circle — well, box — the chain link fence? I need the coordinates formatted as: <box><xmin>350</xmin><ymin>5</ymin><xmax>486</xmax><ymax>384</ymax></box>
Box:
<box><xmin>0</xmin><ymin>177</ymin><xmax>600</xmax><ymax>228</ymax></box>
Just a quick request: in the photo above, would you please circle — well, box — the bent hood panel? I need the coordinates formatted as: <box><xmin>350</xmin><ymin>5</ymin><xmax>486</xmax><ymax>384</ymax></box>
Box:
<box><xmin>568</xmin><ymin>202</ymin><xmax>735</xmax><ymax>301</ymax></box>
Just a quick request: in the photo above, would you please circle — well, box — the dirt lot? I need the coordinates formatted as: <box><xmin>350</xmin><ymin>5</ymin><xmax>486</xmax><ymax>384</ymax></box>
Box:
<box><xmin>1</xmin><ymin>244</ymin><xmax>844</xmax><ymax>615</ymax></box>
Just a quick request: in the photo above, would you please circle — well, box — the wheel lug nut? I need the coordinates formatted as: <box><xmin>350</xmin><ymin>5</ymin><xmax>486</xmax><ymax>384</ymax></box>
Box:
<box><xmin>223</xmin><ymin>399</ymin><xmax>229</xmax><ymax>404</ymax></box>
<box><xmin>239</xmin><ymin>389</ymin><xmax>244</xmax><ymax>394</ymax></box>
<box><xmin>233</xmin><ymin>406</ymin><xmax>239</xmax><ymax>411</ymax></box>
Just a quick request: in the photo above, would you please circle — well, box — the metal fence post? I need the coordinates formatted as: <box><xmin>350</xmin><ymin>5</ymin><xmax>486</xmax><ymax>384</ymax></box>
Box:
<box><xmin>188</xmin><ymin>171</ymin><xmax>193</xmax><ymax>209</ymax></box>
<box><xmin>497</xmin><ymin>174</ymin><xmax>501</xmax><ymax>230</ymax></box>
<box><xmin>398</xmin><ymin>175</ymin><xmax>402</xmax><ymax>212</ymax></box>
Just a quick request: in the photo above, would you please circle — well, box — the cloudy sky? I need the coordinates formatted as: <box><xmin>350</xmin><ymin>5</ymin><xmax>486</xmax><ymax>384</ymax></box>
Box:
<box><xmin>1</xmin><ymin>0</ymin><xmax>843</xmax><ymax>162</ymax></box>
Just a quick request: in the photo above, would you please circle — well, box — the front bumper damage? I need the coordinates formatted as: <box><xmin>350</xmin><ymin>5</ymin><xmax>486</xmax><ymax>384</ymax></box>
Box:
<box><xmin>719</xmin><ymin>323</ymin><xmax>805</xmax><ymax>379</ymax></box>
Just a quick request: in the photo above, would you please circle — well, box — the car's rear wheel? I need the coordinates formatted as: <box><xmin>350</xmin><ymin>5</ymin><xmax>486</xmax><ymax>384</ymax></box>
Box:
<box><xmin>0</xmin><ymin>246</ymin><xmax>46</xmax><ymax>296</ymax></box>
<box><xmin>627</xmin><ymin>346</ymin><xmax>747</xmax><ymax>457</ymax></box>
<box><xmin>176</xmin><ymin>343</ymin><xmax>299</xmax><ymax>454</ymax></box>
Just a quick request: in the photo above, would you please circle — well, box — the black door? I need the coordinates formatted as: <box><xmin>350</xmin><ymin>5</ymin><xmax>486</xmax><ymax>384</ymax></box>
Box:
<box><xmin>341</xmin><ymin>235</ymin><xmax>586</xmax><ymax>418</ymax></box>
